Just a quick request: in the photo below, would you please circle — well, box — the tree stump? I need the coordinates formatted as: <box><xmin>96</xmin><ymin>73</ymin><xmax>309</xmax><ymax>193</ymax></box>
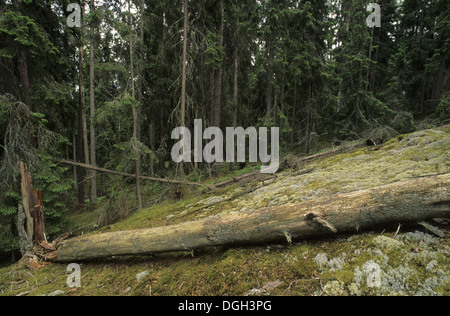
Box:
<box><xmin>19</xmin><ymin>161</ymin><xmax>46</xmax><ymax>246</ymax></box>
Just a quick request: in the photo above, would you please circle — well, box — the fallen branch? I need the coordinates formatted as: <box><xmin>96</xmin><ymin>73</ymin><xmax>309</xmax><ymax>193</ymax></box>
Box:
<box><xmin>213</xmin><ymin>169</ymin><xmax>262</xmax><ymax>188</ymax></box>
<box><xmin>296</xmin><ymin>141</ymin><xmax>366</xmax><ymax>165</ymax></box>
<box><xmin>53</xmin><ymin>173</ymin><xmax>450</xmax><ymax>262</ymax></box>
<box><xmin>57</xmin><ymin>159</ymin><xmax>205</xmax><ymax>187</ymax></box>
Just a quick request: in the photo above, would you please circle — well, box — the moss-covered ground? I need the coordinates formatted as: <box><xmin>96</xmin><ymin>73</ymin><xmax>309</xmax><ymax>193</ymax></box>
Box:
<box><xmin>0</xmin><ymin>126</ymin><xmax>449</xmax><ymax>296</ymax></box>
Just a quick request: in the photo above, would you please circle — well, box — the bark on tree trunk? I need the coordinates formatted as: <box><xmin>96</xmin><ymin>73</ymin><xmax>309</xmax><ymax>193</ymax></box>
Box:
<box><xmin>290</xmin><ymin>80</ymin><xmax>297</xmax><ymax>149</ymax></box>
<box><xmin>78</xmin><ymin>1</ymin><xmax>89</xmax><ymax>204</ymax></box>
<box><xmin>89</xmin><ymin>0</ymin><xmax>97</xmax><ymax>204</ymax></box>
<box><xmin>265</xmin><ymin>46</ymin><xmax>274</xmax><ymax>118</ymax></box>
<box><xmin>55</xmin><ymin>173</ymin><xmax>450</xmax><ymax>262</ymax></box>
<box><xmin>17</xmin><ymin>46</ymin><xmax>32</xmax><ymax>110</ymax></box>
<box><xmin>431</xmin><ymin>54</ymin><xmax>446</xmax><ymax>111</ymax></box>
<box><xmin>20</xmin><ymin>162</ymin><xmax>46</xmax><ymax>247</ymax></box>
<box><xmin>31</xmin><ymin>190</ymin><xmax>46</xmax><ymax>244</ymax></box>
<box><xmin>17</xmin><ymin>204</ymin><xmax>33</xmax><ymax>255</ymax></box>
<box><xmin>212</xmin><ymin>0</ymin><xmax>224</xmax><ymax>128</ymax></box>
<box><xmin>180</xmin><ymin>0</ymin><xmax>188</xmax><ymax>178</ymax></box>
<box><xmin>129</xmin><ymin>0</ymin><xmax>142</xmax><ymax>209</ymax></box>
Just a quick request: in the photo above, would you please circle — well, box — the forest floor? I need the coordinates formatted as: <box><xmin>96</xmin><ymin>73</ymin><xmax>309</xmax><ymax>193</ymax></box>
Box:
<box><xmin>0</xmin><ymin>125</ymin><xmax>449</xmax><ymax>296</ymax></box>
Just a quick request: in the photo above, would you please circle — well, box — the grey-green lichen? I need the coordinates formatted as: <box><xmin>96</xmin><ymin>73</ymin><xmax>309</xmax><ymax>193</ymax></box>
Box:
<box><xmin>315</xmin><ymin>231</ymin><xmax>450</xmax><ymax>296</ymax></box>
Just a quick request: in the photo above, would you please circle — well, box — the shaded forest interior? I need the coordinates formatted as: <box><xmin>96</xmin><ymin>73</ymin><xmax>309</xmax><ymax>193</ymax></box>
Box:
<box><xmin>0</xmin><ymin>0</ymin><xmax>449</xmax><ymax>260</ymax></box>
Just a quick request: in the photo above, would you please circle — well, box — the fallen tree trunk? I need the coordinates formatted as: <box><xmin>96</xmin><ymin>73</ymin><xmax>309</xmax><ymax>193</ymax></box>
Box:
<box><xmin>55</xmin><ymin>173</ymin><xmax>450</xmax><ymax>262</ymax></box>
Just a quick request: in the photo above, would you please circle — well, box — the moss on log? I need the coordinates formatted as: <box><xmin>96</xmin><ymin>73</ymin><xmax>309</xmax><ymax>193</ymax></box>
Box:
<box><xmin>55</xmin><ymin>173</ymin><xmax>450</xmax><ymax>262</ymax></box>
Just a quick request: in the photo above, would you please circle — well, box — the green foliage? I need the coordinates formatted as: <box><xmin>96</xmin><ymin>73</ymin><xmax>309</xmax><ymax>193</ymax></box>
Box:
<box><xmin>392</xmin><ymin>111</ymin><xmax>415</xmax><ymax>134</ymax></box>
<box><xmin>0</xmin><ymin>95</ymin><xmax>73</xmax><ymax>254</ymax></box>
<box><xmin>0</xmin><ymin>10</ymin><xmax>58</xmax><ymax>57</ymax></box>
<box><xmin>436</xmin><ymin>96</ymin><xmax>450</xmax><ymax>119</ymax></box>
<box><xmin>33</xmin><ymin>155</ymin><xmax>74</xmax><ymax>237</ymax></box>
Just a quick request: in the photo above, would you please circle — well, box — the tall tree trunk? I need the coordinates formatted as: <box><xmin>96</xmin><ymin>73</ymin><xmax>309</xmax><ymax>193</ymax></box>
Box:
<box><xmin>200</xmin><ymin>47</ymin><xmax>206</xmax><ymax>124</ymax></box>
<box><xmin>129</xmin><ymin>0</ymin><xmax>142</xmax><ymax>210</ymax></box>
<box><xmin>305</xmin><ymin>83</ymin><xmax>313</xmax><ymax>154</ymax></box>
<box><xmin>290</xmin><ymin>80</ymin><xmax>297</xmax><ymax>149</ymax></box>
<box><xmin>77</xmin><ymin>1</ymin><xmax>88</xmax><ymax>205</ymax></box>
<box><xmin>89</xmin><ymin>0</ymin><xmax>97</xmax><ymax>204</ymax></box>
<box><xmin>149</xmin><ymin>119</ymin><xmax>155</xmax><ymax>177</ymax></box>
<box><xmin>17</xmin><ymin>45</ymin><xmax>32</xmax><ymax>110</ymax></box>
<box><xmin>138</xmin><ymin>0</ymin><xmax>145</xmax><ymax>142</ymax></box>
<box><xmin>0</xmin><ymin>55</ymin><xmax>16</xmax><ymax>96</ymax></box>
<box><xmin>180</xmin><ymin>0</ymin><xmax>188</xmax><ymax>178</ymax></box>
<box><xmin>265</xmin><ymin>46</ymin><xmax>274</xmax><ymax>118</ymax></box>
<box><xmin>431</xmin><ymin>54</ymin><xmax>447</xmax><ymax>111</ymax></box>
<box><xmin>212</xmin><ymin>0</ymin><xmax>224</xmax><ymax>128</ymax></box>
<box><xmin>73</xmin><ymin>132</ymin><xmax>84</xmax><ymax>205</ymax></box>
<box><xmin>230</xmin><ymin>50</ymin><xmax>239</xmax><ymax>171</ymax></box>
<box><xmin>76</xmin><ymin>82</ymin><xmax>86</xmax><ymax>205</ymax></box>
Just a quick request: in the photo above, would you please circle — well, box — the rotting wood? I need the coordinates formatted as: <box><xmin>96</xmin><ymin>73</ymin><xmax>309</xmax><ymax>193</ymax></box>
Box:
<box><xmin>20</xmin><ymin>161</ymin><xmax>46</xmax><ymax>245</ymax></box>
<box><xmin>20</xmin><ymin>162</ymin><xmax>34</xmax><ymax>240</ymax></box>
<box><xmin>54</xmin><ymin>173</ymin><xmax>450</xmax><ymax>262</ymax></box>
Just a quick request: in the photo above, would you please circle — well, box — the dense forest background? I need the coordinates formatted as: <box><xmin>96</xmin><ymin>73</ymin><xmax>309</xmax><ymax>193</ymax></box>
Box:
<box><xmin>0</xmin><ymin>0</ymin><xmax>449</xmax><ymax>259</ymax></box>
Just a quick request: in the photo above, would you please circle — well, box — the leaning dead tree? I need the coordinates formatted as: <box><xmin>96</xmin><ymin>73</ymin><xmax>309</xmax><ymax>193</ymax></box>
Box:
<box><xmin>54</xmin><ymin>173</ymin><xmax>449</xmax><ymax>262</ymax></box>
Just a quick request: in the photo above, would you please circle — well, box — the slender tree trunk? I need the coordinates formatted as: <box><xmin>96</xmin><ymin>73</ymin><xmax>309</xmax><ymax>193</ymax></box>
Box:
<box><xmin>149</xmin><ymin>119</ymin><xmax>155</xmax><ymax>177</ymax></box>
<box><xmin>129</xmin><ymin>0</ymin><xmax>142</xmax><ymax>210</ymax></box>
<box><xmin>230</xmin><ymin>50</ymin><xmax>239</xmax><ymax>171</ymax></box>
<box><xmin>76</xmin><ymin>92</ymin><xmax>85</xmax><ymax>205</ymax></box>
<box><xmin>89</xmin><ymin>0</ymin><xmax>97</xmax><ymax>204</ymax></box>
<box><xmin>138</xmin><ymin>0</ymin><xmax>145</xmax><ymax>142</ymax></box>
<box><xmin>366</xmin><ymin>24</ymin><xmax>375</xmax><ymax>93</ymax></box>
<box><xmin>78</xmin><ymin>2</ymin><xmax>89</xmax><ymax>204</ymax></box>
<box><xmin>369</xmin><ymin>29</ymin><xmax>381</xmax><ymax>93</ymax></box>
<box><xmin>431</xmin><ymin>54</ymin><xmax>446</xmax><ymax>111</ymax></box>
<box><xmin>200</xmin><ymin>48</ymin><xmax>206</xmax><ymax>123</ymax></box>
<box><xmin>212</xmin><ymin>0</ymin><xmax>224</xmax><ymax>128</ymax></box>
<box><xmin>265</xmin><ymin>46</ymin><xmax>274</xmax><ymax>118</ymax></box>
<box><xmin>0</xmin><ymin>54</ymin><xmax>16</xmax><ymax>96</ymax></box>
<box><xmin>17</xmin><ymin>45</ymin><xmax>32</xmax><ymax>110</ymax></box>
<box><xmin>290</xmin><ymin>80</ymin><xmax>297</xmax><ymax>149</ymax></box>
<box><xmin>305</xmin><ymin>83</ymin><xmax>312</xmax><ymax>154</ymax></box>
<box><xmin>73</xmin><ymin>132</ymin><xmax>84</xmax><ymax>205</ymax></box>
<box><xmin>180</xmin><ymin>0</ymin><xmax>189</xmax><ymax>178</ymax></box>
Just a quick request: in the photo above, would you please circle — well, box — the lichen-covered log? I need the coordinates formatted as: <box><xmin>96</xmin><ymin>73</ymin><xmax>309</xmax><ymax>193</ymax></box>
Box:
<box><xmin>55</xmin><ymin>173</ymin><xmax>450</xmax><ymax>262</ymax></box>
